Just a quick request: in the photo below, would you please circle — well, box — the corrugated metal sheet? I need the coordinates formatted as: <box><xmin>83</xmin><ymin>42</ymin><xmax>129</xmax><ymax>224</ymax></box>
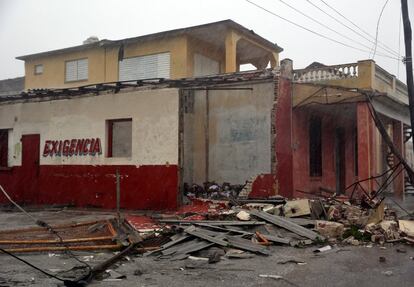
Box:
<box><xmin>119</xmin><ymin>52</ymin><xmax>170</xmax><ymax>81</ymax></box>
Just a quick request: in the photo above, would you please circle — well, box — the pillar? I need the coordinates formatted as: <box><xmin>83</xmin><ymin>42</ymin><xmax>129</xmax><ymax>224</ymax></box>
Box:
<box><xmin>356</xmin><ymin>102</ymin><xmax>372</xmax><ymax>192</ymax></box>
<box><xmin>393</xmin><ymin>120</ymin><xmax>405</xmax><ymax>198</ymax></box>
<box><xmin>225</xmin><ymin>30</ymin><xmax>240</xmax><ymax>73</ymax></box>
<box><xmin>357</xmin><ymin>60</ymin><xmax>375</xmax><ymax>89</ymax></box>
<box><xmin>270</xmin><ymin>52</ymin><xmax>279</xmax><ymax>68</ymax></box>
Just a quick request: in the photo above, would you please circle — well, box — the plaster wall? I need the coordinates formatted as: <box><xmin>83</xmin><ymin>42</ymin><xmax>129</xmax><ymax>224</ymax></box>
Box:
<box><xmin>183</xmin><ymin>81</ymin><xmax>273</xmax><ymax>185</ymax></box>
<box><xmin>0</xmin><ymin>88</ymin><xmax>179</xmax><ymax>167</ymax></box>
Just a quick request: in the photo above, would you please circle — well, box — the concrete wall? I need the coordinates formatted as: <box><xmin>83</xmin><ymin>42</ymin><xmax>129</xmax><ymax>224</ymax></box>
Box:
<box><xmin>183</xmin><ymin>81</ymin><xmax>274</xmax><ymax>185</ymax></box>
<box><xmin>0</xmin><ymin>89</ymin><xmax>179</xmax><ymax>167</ymax></box>
<box><xmin>0</xmin><ymin>88</ymin><xmax>180</xmax><ymax>210</ymax></box>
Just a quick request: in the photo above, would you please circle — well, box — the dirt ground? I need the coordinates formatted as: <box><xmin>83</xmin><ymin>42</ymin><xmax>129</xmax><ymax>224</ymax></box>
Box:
<box><xmin>0</xmin><ymin>201</ymin><xmax>413</xmax><ymax>287</ymax></box>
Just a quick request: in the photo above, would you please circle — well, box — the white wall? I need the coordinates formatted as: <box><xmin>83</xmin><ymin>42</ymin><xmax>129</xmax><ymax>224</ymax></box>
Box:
<box><xmin>0</xmin><ymin>88</ymin><xmax>179</xmax><ymax>166</ymax></box>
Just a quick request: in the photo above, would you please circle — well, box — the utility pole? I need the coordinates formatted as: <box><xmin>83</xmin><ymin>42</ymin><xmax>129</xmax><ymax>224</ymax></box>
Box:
<box><xmin>401</xmin><ymin>0</ymin><xmax>414</xmax><ymax>157</ymax></box>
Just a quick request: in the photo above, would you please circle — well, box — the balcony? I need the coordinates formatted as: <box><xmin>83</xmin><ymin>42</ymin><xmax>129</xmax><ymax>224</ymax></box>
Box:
<box><xmin>293</xmin><ymin>60</ymin><xmax>408</xmax><ymax>105</ymax></box>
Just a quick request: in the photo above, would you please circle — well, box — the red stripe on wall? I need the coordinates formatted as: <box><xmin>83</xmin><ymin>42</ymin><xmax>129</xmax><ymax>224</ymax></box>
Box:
<box><xmin>0</xmin><ymin>164</ymin><xmax>178</xmax><ymax>210</ymax></box>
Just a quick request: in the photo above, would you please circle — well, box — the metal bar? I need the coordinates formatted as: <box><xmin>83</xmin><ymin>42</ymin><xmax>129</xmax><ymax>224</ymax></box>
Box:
<box><xmin>248</xmin><ymin>209</ymin><xmax>324</xmax><ymax>241</ymax></box>
<box><xmin>4</xmin><ymin>244</ymin><xmax>122</xmax><ymax>253</ymax></box>
<box><xmin>116</xmin><ymin>168</ymin><xmax>121</xmax><ymax>227</ymax></box>
<box><xmin>158</xmin><ymin>220</ymin><xmax>266</xmax><ymax>226</ymax></box>
<box><xmin>0</xmin><ymin>236</ymin><xmax>114</xmax><ymax>245</ymax></box>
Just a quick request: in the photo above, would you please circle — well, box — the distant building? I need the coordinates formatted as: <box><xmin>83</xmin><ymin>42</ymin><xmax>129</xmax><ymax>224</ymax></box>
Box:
<box><xmin>0</xmin><ymin>77</ymin><xmax>24</xmax><ymax>97</ymax></box>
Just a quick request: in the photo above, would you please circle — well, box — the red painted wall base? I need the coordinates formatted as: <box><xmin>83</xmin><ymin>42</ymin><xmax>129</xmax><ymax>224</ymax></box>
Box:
<box><xmin>0</xmin><ymin>164</ymin><xmax>178</xmax><ymax>210</ymax></box>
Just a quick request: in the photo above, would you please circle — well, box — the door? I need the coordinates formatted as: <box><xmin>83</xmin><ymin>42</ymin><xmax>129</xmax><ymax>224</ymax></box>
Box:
<box><xmin>335</xmin><ymin>128</ymin><xmax>346</xmax><ymax>194</ymax></box>
<box><xmin>21</xmin><ymin>134</ymin><xmax>40</xmax><ymax>205</ymax></box>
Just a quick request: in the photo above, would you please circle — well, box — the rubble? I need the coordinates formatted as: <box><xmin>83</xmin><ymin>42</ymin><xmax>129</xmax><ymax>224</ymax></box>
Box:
<box><xmin>315</xmin><ymin>221</ymin><xmax>344</xmax><ymax>238</ymax></box>
<box><xmin>0</xmin><ymin>193</ymin><xmax>412</xmax><ymax>286</ymax></box>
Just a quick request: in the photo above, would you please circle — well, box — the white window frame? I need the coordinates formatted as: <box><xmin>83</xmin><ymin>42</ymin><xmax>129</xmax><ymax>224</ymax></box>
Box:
<box><xmin>65</xmin><ymin>58</ymin><xmax>88</xmax><ymax>82</ymax></box>
<box><xmin>34</xmin><ymin>64</ymin><xmax>43</xmax><ymax>75</ymax></box>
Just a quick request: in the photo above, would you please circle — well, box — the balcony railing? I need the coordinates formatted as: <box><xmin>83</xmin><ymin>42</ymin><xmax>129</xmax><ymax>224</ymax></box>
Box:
<box><xmin>293</xmin><ymin>61</ymin><xmax>408</xmax><ymax>105</ymax></box>
<box><xmin>293</xmin><ymin>63</ymin><xmax>358</xmax><ymax>83</ymax></box>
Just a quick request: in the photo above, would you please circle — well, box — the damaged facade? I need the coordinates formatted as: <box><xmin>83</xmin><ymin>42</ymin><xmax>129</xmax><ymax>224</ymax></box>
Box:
<box><xmin>293</xmin><ymin>60</ymin><xmax>410</xmax><ymax>199</ymax></box>
<box><xmin>0</xmin><ymin>20</ymin><xmax>411</xmax><ymax>211</ymax></box>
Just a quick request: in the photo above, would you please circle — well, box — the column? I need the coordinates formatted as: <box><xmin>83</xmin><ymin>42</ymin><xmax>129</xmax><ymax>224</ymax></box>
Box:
<box><xmin>225</xmin><ymin>30</ymin><xmax>240</xmax><ymax>73</ymax></box>
<box><xmin>393</xmin><ymin>120</ymin><xmax>405</xmax><ymax>198</ymax></box>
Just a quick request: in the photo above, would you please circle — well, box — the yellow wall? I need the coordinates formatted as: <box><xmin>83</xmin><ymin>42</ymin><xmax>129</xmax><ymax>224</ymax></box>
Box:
<box><xmin>25</xmin><ymin>47</ymin><xmax>107</xmax><ymax>89</ymax></box>
<box><xmin>24</xmin><ymin>36</ymin><xmax>189</xmax><ymax>90</ymax></box>
<box><xmin>23</xmin><ymin>31</ymin><xmax>279</xmax><ymax>90</ymax></box>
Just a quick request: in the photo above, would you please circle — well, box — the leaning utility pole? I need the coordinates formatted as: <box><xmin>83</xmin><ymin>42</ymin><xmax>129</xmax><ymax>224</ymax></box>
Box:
<box><xmin>401</xmin><ymin>0</ymin><xmax>414</xmax><ymax>156</ymax></box>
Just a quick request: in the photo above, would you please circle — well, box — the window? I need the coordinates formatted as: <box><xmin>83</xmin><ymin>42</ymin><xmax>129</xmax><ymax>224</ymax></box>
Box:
<box><xmin>107</xmin><ymin>119</ymin><xmax>132</xmax><ymax>157</ymax></box>
<box><xmin>0</xmin><ymin>129</ymin><xmax>8</xmax><ymax>168</ymax></box>
<box><xmin>193</xmin><ymin>53</ymin><xmax>220</xmax><ymax>76</ymax></box>
<box><xmin>309</xmin><ymin>117</ymin><xmax>322</xmax><ymax>177</ymax></box>
<box><xmin>119</xmin><ymin>52</ymin><xmax>170</xmax><ymax>81</ymax></box>
<box><xmin>34</xmin><ymin>64</ymin><xmax>43</xmax><ymax>75</ymax></box>
<box><xmin>65</xmin><ymin>58</ymin><xmax>88</xmax><ymax>82</ymax></box>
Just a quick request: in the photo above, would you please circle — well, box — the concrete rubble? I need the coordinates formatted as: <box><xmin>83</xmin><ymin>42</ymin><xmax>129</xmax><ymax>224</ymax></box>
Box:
<box><xmin>0</xmin><ymin>192</ymin><xmax>413</xmax><ymax>286</ymax></box>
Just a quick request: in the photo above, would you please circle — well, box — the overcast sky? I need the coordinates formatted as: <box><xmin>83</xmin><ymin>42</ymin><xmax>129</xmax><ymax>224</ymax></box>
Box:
<box><xmin>0</xmin><ymin>0</ymin><xmax>413</xmax><ymax>82</ymax></box>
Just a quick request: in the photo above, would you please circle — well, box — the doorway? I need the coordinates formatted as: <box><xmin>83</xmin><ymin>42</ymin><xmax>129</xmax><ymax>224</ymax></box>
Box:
<box><xmin>21</xmin><ymin>134</ymin><xmax>40</xmax><ymax>204</ymax></box>
<box><xmin>335</xmin><ymin>128</ymin><xmax>346</xmax><ymax>193</ymax></box>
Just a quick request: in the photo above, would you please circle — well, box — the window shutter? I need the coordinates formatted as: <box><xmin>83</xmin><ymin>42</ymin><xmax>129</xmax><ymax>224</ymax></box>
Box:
<box><xmin>77</xmin><ymin>59</ymin><xmax>88</xmax><ymax>80</ymax></box>
<box><xmin>119</xmin><ymin>52</ymin><xmax>170</xmax><ymax>81</ymax></box>
<box><xmin>65</xmin><ymin>61</ymin><xmax>77</xmax><ymax>82</ymax></box>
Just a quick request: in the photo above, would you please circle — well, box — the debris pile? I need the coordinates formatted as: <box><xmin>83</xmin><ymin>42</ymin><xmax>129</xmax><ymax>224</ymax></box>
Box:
<box><xmin>131</xmin><ymin>195</ymin><xmax>414</xmax><ymax>262</ymax></box>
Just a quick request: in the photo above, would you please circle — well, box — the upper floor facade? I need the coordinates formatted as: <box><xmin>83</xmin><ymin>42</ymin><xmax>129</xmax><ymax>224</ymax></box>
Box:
<box><xmin>17</xmin><ymin>20</ymin><xmax>282</xmax><ymax>90</ymax></box>
<box><xmin>293</xmin><ymin>59</ymin><xmax>408</xmax><ymax>106</ymax></box>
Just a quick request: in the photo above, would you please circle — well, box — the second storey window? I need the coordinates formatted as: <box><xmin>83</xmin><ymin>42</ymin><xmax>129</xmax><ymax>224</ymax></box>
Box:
<box><xmin>119</xmin><ymin>52</ymin><xmax>170</xmax><ymax>81</ymax></box>
<box><xmin>65</xmin><ymin>58</ymin><xmax>88</xmax><ymax>82</ymax></box>
<box><xmin>34</xmin><ymin>64</ymin><xmax>43</xmax><ymax>75</ymax></box>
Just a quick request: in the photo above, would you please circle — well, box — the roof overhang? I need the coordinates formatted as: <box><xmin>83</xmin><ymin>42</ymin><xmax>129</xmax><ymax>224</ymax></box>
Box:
<box><xmin>16</xmin><ymin>20</ymin><xmax>283</xmax><ymax>61</ymax></box>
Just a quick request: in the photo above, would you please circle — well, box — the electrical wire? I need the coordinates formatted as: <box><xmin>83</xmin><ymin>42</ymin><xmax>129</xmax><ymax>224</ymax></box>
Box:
<box><xmin>319</xmin><ymin>0</ymin><xmax>400</xmax><ymax>57</ymax></box>
<box><xmin>398</xmin><ymin>8</ymin><xmax>402</xmax><ymax>78</ymax></box>
<box><xmin>306</xmin><ymin>0</ymin><xmax>398</xmax><ymax>56</ymax></box>
<box><xmin>245</xmin><ymin>0</ymin><xmax>402</xmax><ymax>60</ymax></box>
<box><xmin>0</xmin><ymin>184</ymin><xmax>90</xmax><ymax>284</ymax></box>
<box><xmin>306</xmin><ymin>0</ymin><xmax>401</xmax><ymax>58</ymax></box>
<box><xmin>0</xmin><ymin>247</ymin><xmax>67</xmax><ymax>283</ymax></box>
<box><xmin>371</xmin><ymin>0</ymin><xmax>390</xmax><ymax>59</ymax></box>
<box><xmin>276</xmin><ymin>0</ymin><xmax>396</xmax><ymax>60</ymax></box>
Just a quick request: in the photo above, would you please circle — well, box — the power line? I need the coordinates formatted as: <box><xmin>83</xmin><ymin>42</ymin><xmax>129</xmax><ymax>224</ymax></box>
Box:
<box><xmin>245</xmin><ymin>0</ymin><xmax>401</xmax><ymax>60</ymax></box>
<box><xmin>319</xmin><ymin>0</ymin><xmax>400</xmax><ymax>57</ymax></box>
<box><xmin>276</xmin><ymin>0</ymin><xmax>397</xmax><ymax>59</ymax></box>
<box><xmin>306</xmin><ymin>0</ymin><xmax>400</xmax><ymax>58</ymax></box>
<box><xmin>371</xmin><ymin>0</ymin><xmax>390</xmax><ymax>59</ymax></box>
<box><xmin>398</xmin><ymin>7</ymin><xmax>402</xmax><ymax>78</ymax></box>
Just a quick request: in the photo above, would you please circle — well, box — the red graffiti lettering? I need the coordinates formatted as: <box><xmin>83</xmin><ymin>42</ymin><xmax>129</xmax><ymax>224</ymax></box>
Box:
<box><xmin>92</xmin><ymin>138</ymin><xmax>102</xmax><ymax>154</ymax></box>
<box><xmin>69</xmin><ymin>139</ymin><xmax>76</xmax><ymax>156</ymax></box>
<box><xmin>43</xmin><ymin>140</ymin><xmax>51</xmax><ymax>156</ymax></box>
<box><xmin>83</xmin><ymin>139</ymin><xmax>91</xmax><ymax>154</ymax></box>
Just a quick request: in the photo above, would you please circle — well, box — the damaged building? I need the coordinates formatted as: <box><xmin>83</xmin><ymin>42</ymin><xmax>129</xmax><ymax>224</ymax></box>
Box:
<box><xmin>0</xmin><ymin>20</ymin><xmax>411</xmax><ymax>211</ymax></box>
